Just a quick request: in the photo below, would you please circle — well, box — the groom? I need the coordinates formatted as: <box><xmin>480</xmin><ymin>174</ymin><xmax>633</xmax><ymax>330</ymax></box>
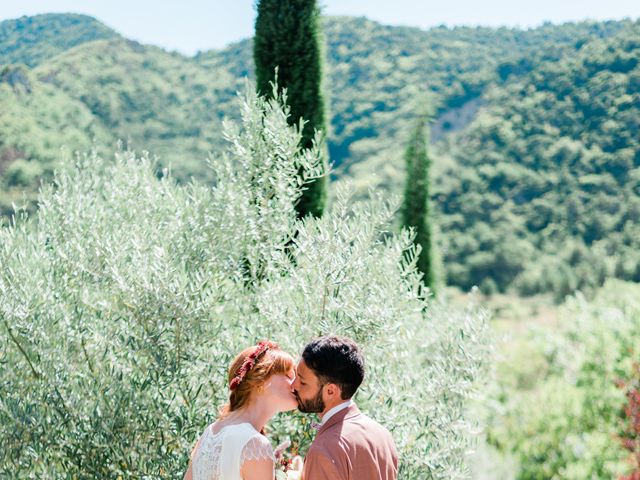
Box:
<box><xmin>292</xmin><ymin>336</ymin><xmax>398</xmax><ymax>480</ymax></box>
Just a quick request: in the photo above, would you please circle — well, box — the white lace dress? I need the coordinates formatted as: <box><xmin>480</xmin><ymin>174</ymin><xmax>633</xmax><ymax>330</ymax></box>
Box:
<box><xmin>191</xmin><ymin>422</ymin><xmax>275</xmax><ymax>480</ymax></box>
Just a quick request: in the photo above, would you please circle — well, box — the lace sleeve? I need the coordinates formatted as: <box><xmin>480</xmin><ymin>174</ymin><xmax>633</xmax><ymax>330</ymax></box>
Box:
<box><xmin>240</xmin><ymin>434</ymin><xmax>275</xmax><ymax>464</ymax></box>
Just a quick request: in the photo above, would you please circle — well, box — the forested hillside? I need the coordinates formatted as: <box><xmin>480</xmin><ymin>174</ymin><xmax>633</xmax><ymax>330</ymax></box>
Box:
<box><xmin>198</xmin><ymin>17</ymin><xmax>629</xmax><ymax>175</ymax></box>
<box><xmin>435</xmin><ymin>24</ymin><xmax>640</xmax><ymax>295</ymax></box>
<box><xmin>0</xmin><ymin>14</ymin><xmax>119</xmax><ymax>67</ymax></box>
<box><xmin>0</xmin><ymin>64</ymin><xmax>112</xmax><ymax>207</ymax></box>
<box><xmin>33</xmin><ymin>38</ymin><xmax>238</xmax><ymax>181</ymax></box>
<box><xmin>1</xmin><ymin>13</ymin><xmax>638</xmax><ymax>296</ymax></box>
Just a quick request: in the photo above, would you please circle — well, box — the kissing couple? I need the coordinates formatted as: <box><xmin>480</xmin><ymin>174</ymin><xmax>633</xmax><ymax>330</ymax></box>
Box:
<box><xmin>183</xmin><ymin>336</ymin><xmax>398</xmax><ymax>480</ymax></box>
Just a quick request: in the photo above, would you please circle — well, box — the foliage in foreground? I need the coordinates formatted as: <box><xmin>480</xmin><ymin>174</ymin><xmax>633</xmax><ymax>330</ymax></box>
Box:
<box><xmin>486</xmin><ymin>280</ymin><xmax>640</xmax><ymax>478</ymax></box>
<box><xmin>0</xmin><ymin>87</ymin><xmax>489</xmax><ymax>479</ymax></box>
<box><xmin>618</xmin><ymin>362</ymin><xmax>640</xmax><ymax>480</ymax></box>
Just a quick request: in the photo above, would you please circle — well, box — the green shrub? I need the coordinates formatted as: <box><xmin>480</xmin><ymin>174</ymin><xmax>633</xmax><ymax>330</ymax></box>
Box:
<box><xmin>4</xmin><ymin>159</ymin><xmax>44</xmax><ymax>187</ymax></box>
<box><xmin>0</xmin><ymin>85</ymin><xmax>489</xmax><ymax>479</ymax></box>
<box><xmin>486</xmin><ymin>280</ymin><xmax>640</xmax><ymax>478</ymax></box>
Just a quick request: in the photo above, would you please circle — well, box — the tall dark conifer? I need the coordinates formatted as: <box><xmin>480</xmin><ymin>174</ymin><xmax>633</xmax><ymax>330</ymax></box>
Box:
<box><xmin>402</xmin><ymin>116</ymin><xmax>437</xmax><ymax>293</ymax></box>
<box><xmin>254</xmin><ymin>0</ymin><xmax>327</xmax><ymax>218</ymax></box>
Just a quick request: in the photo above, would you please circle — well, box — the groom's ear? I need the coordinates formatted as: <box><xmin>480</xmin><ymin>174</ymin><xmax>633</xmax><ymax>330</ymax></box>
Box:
<box><xmin>325</xmin><ymin>383</ymin><xmax>342</xmax><ymax>399</ymax></box>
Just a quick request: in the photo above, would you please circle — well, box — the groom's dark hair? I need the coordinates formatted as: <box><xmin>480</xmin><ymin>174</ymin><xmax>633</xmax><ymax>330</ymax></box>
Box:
<box><xmin>302</xmin><ymin>336</ymin><xmax>364</xmax><ymax>400</ymax></box>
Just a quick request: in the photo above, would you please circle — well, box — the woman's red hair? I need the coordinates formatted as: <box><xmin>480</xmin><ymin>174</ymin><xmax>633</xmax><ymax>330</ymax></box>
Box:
<box><xmin>219</xmin><ymin>342</ymin><xmax>294</xmax><ymax>418</ymax></box>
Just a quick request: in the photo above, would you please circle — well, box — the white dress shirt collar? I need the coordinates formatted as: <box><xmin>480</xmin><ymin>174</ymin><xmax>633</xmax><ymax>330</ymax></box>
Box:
<box><xmin>320</xmin><ymin>399</ymin><xmax>354</xmax><ymax>425</ymax></box>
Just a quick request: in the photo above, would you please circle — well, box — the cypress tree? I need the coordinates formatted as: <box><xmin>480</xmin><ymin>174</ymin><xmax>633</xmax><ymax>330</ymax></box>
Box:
<box><xmin>254</xmin><ymin>0</ymin><xmax>328</xmax><ymax>218</ymax></box>
<box><xmin>402</xmin><ymin>116</ymin><xmax>437</xmax><ymax>293</ymax></box>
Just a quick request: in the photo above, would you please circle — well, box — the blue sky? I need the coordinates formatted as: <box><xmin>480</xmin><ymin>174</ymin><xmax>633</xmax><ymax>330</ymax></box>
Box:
<box><xmin>1</xmin><ymin>0</ymin><xmax>639</xmax><ymax>55</ymax></box>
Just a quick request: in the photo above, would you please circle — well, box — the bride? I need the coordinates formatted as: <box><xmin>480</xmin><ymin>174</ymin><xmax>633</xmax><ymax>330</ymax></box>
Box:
<box><xmin>183</xmin><ymin>341</ymin><xmax>301</xmax><ymax>480</ymax></box>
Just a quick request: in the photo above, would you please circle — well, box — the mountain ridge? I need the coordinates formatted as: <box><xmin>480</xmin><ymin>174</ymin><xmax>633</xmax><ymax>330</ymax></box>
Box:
<box><xmin>0</xmin><ymin>13</ymin><xmax>120</xmax><ymax>68</ymax></box>
<box><xmin>1</xmin><ymin>13</ymin><xmax>637</xmax><ymax>296</ymax></box>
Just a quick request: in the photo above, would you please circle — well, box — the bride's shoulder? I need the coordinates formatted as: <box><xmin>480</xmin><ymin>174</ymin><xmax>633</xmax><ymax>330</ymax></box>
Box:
<box><xmin>241</xmin><ymin>433</ymin><xmax>274</xmax><ymax>462</ymax></box>
<box><xmin>208</xmin><ymin>420</ymin><xmax>225</xmax><ymax>435</ymax></box>
<box><xmin>208</xmin><ymin>420</ymin><xmax>250</xmax><ymax>435</ymax></box>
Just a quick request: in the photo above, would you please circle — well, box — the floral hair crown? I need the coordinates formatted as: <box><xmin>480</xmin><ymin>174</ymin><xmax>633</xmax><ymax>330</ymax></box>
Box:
<box><xmin>229</xmin><ymin>340</ymin><xmax>278</xmax><ymax>391</ymax></box>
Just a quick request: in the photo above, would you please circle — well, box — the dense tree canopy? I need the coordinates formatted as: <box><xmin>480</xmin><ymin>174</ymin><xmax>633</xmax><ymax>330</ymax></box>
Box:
<box><xmin>1</xmin><ymin>13</ymin><xmax>638</xmax><ymax>296</ymax></box>
<box><xmin>0</xmin><ymin>13</ymin><xmax>119</xmax><ymax>68</ymax></box>
<box><xmin>436</xmin><ymin>23</ymin><xmax>640</xmax><ymax>296</ymax></box>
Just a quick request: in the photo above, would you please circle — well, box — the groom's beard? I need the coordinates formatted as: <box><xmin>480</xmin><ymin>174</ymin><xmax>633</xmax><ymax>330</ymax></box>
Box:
<box><xmin>296</xmin><ymin>388</ymin><xmax>325</xmax><ymax>413</ymax></box>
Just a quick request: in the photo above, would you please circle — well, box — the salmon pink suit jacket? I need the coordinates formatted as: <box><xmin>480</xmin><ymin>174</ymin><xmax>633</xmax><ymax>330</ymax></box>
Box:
<box><xmin>302</xmin><ymin>404</ymin><xmax>398</xmax><ymax>480</ymax></box>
